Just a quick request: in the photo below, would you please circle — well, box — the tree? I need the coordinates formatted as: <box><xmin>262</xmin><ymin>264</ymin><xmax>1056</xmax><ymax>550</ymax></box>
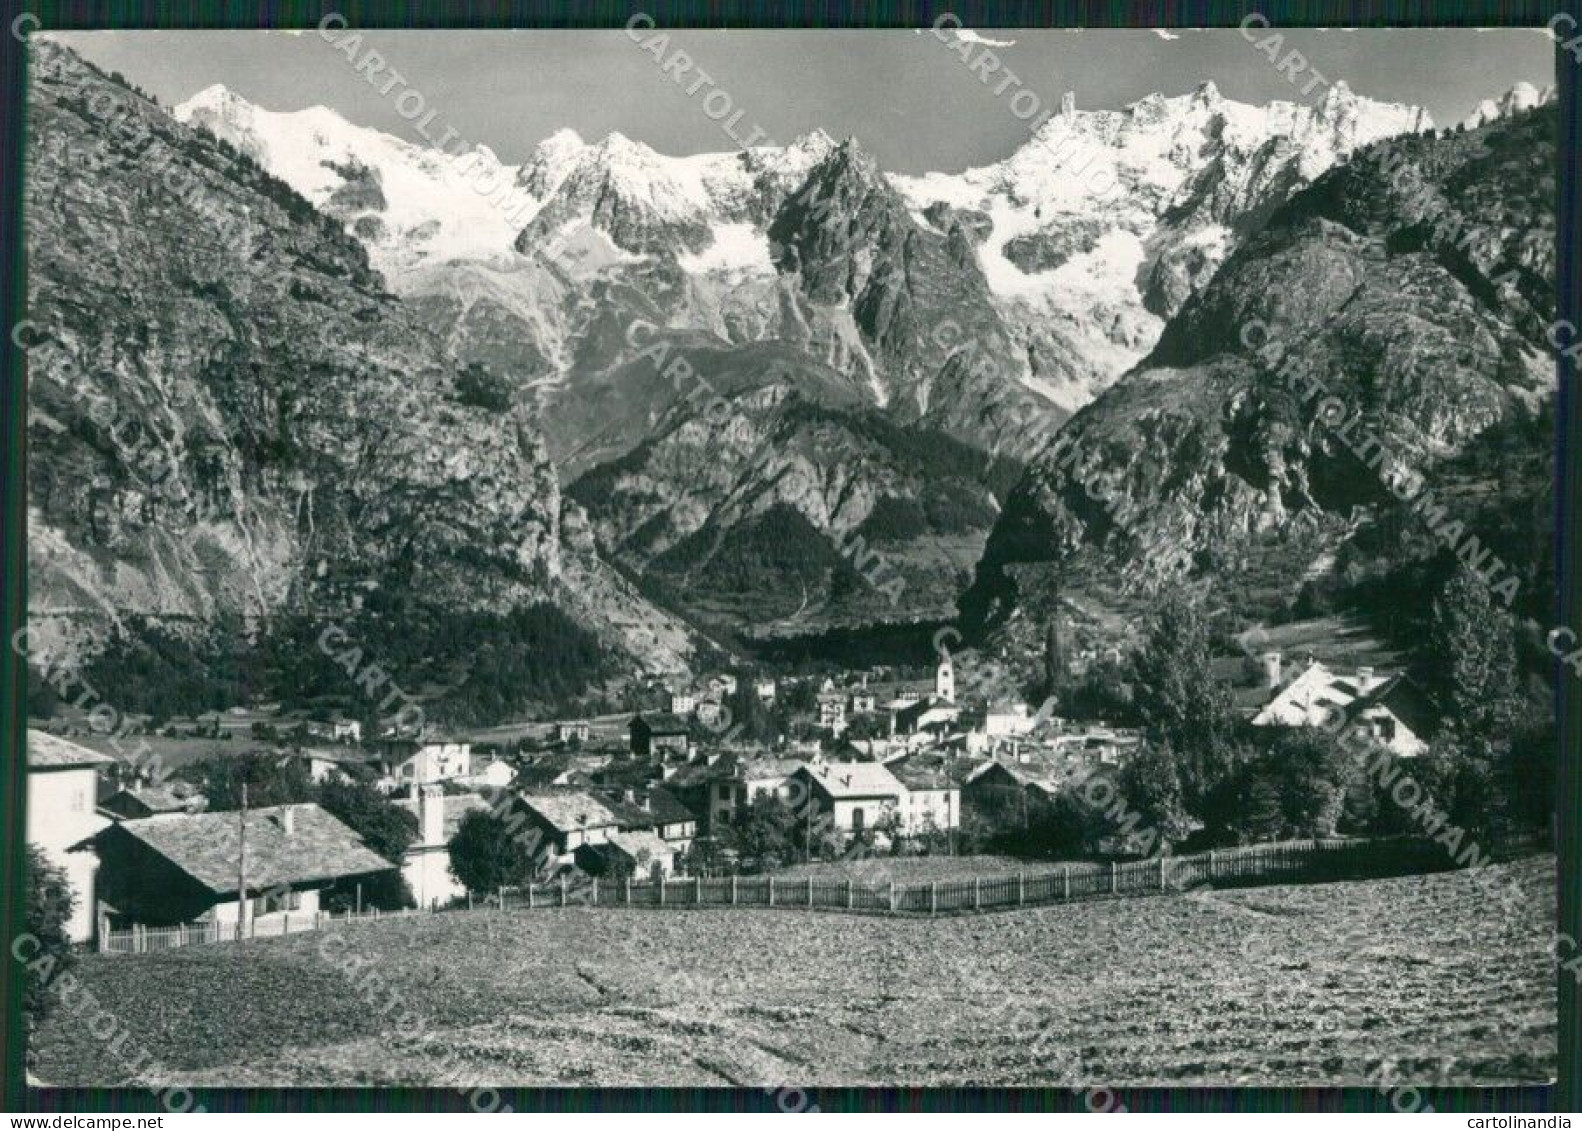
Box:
<box><xmin>23</xmin><ymin>847</ymin><xmax>76</xmax><ymax>1048</ymax></box>
<box><xmin>318</xmin><ymin>775</ymin><xmax>419</xmax><ymax>909</ymax></box>
<box><xmin>734</xmin><ymin>793</ymin><xmax>798</xmax><ymax>868</ymax></box>
<box><xmin>1426</xmin><ymin>566</ymin><xmax>1522</xmax><ymax>743</ymax></box>
<box><xmin>1117</xmin><ymin>740</ymin><xmax>1193</xmax><ymax>847</ymax></box>
<box><xmin>1043</xmin><ymin>608</ymin><xmax>1068</xmax><ymax>696</ymax></box>
<box><xmin>1226</xmin><ymin>729</ymin><xmax>1355</xmax><ymax>843</ymax></box>
<box><xmin>447</xmin><ymin>808</ymin><xmax>542</xmax><ymax>894</ymax></box>
<box><xmin>184</xmin><ymin>751</ymin><xmax>315</xmax><ymax>811</ymax></box>
<box><xmin>1130</xmin><ymin>595</ymin><xmax>1234</xmax><ymax>743</ymax></box>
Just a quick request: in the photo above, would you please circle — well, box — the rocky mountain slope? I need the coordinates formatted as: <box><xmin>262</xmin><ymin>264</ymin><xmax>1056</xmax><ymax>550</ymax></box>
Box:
<box><xmin>171</xmin><ymin>77</ymin><xmax>1462</xmax><ymax>636</ymax></box>
<box><xmin>961</xmin><ymin>102</ymin><xmax>1557</xmax><ymax>670</ymax></box>
<box><xmin>569</xmin><ymin>383</ymin><xmax>1016</xmax><ymax>638</ymax></box>
<box><xmin>25</xmin><ymin>41</ymin><xmax>699</xmax><ymax>711</ymax></box>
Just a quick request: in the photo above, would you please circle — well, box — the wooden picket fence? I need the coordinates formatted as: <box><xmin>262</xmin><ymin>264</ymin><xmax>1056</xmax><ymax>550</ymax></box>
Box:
<box><xmin>96</xmin><ymin>834</ymin><xmax>1513</xmax><ymax>954</ymax></box>
<box><xmin>505</xmin><ymin>835</ymin><xmax>1460</xmax><ymax>917</ymax></box>
<box><xmin>100</xmin><ymin>904</ymin><xmax>427</xmax><ymax>954</ymax></box>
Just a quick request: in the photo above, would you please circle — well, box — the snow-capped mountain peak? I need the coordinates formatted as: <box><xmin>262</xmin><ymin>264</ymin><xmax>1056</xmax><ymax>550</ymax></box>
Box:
<box><xmin>1461</xmin><ymin>81</ymin><xmax>1556</xmax><ymax>129</ymax></box>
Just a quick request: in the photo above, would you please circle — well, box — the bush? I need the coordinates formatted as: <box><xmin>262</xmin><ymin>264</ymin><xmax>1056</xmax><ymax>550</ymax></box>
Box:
<box><xmin>23</xmin><ymin>847</ymin><xmax>76</xmax><ymax>1052</ymax></box>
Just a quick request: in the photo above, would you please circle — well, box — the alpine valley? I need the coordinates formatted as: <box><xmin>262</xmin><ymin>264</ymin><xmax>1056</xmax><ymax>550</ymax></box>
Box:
<box><xmin>24</xmin><ymin>37</ymin><xmax>1557</xmax><ymax>719</ymax></box>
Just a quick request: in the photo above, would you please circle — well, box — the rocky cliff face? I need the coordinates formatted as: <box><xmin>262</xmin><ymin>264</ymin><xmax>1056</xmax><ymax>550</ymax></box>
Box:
<box><xmin>568</xmin><ymin>377</ymin><xmax>1012</xmax><ymax>638</ymax></box>
<box><xmin>962</xmin><ymin>103</ymin><xmax>1556</xmax><ymax>653</ymax></box>
<box><xmin>26</xmin><ymin>41</ymin><xmax>696</xmax><ymax>685</ymax></box>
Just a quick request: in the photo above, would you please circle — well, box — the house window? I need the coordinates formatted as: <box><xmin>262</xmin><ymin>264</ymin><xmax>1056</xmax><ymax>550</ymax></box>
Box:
<box><xmin>852</xmin><ymin>807</ymin><xmax>865</xmax><ymax>831</ymax></box>
<box><xmin>254</xmin><ymin>889</ymin><xmax>302</xmax><ymax>915</ymax></box>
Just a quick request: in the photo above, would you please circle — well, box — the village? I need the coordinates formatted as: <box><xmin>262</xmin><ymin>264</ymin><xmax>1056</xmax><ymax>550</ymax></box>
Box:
<box><xmin>25</xmin><ymin>630</ymin><xmax>1446</xmax><ymax>950</ymax></box>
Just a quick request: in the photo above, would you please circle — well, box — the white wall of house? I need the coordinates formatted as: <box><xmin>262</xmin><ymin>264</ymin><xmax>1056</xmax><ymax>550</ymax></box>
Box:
<box><xmin>403</xmin><ymin>847</ymin><xmax>466</xmax><ymax>909</ymax></box>
<box><xmin>396</xmin><ymin>742</ymin><xmax>472</xmax><ymax>784</ymax></box>
<box><xmin>27</xmin><ymin>766</ymin><xmax>108</xmax><ymax>943</ymax></box>
<box><xmin>824</xmin><ymin>796</ymin><xmax>900</xmax><ymax>834</ymax></box>
<box><xmin>206</xmin><ymin>886</ymin><xmax>321</xmax><ymax>925</ymax></box>
<box><xmin>901</xmin><ymin>788</ymin><xmax>959</xmax><ymax>834</ymax></box>
<box><xmin>1352</xmin><ymin>707</ymin><xmax>1427</xmax><ymax>758</ymax></box>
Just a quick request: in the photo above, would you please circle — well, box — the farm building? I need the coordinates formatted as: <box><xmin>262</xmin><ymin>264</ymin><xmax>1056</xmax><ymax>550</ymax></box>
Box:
<box><xmin>629</xmin><ymin>712</ymin><xmax>691</xmax><ymax>761</ymax></box>
<box><xmin>515</xmin><ymin>791</ymin><xmax>624</xmax><ymax>866</ymax></box>
<box><xmin>294</xmin><ymin>745</ymin><xmax>376</xmax><ymax>785</ymax></box>
<box><xmin>99</xmin><ymin>783</ymin><xmax>206</xmax><ymax>821</ymax></box>
<box><xmin>575</xmin><ymin>828</ymin><xmax>675</xmax><ymax>881</ymax></box>
<box><xmin>89</xmin><ymin>803</ymin><xmax>395</xmax><ymax>930</ymax></box>
<box><xmin>27</xmin><ymin>730</ymin><xmax>117</xmax><ymax>942</ymax></box>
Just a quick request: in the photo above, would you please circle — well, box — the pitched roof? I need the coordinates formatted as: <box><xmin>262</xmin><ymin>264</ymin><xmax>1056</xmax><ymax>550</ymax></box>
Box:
<box><xmin>595</xmin><ymin>792</ymin><xmax>658</xmax><ymax>830</ymax></box>
<box><xmin>518</xmin><ymin>790</ymin><xmax>623</xmax><ymax>834</ymax></box>
<box><xmin>646</xmin><ymin>786</ymin><xmax>697</xmax><ymax>826</ymax></box>
<box><xmin>893</xmin><ymin>767</ymin><xmax>956</xmax><ymax>792</ymax></box>
<box><xmin>104</xmin><ymin>784</ymin><xmax>204</xmax><ymax>813</ymax></box>
<box><xmin>298</xmin><ymin>745</ymin><xmax>374</xmax><ymax>765</ymax></box>
<box><xmin>1341</xmin><ymin>673</ymin><xmax>1439</xmax><ymax>735</ymax></box>
<box><xmin>632</xmin><ymin>712</ymin><xmax>690</xmax><ymax>735</ymax></box>
<box><xmin>798</xmin><ymin>761</ymin><xmax>905</xmax><ymax>799</ymax></box>
<box><xmin>28</xmin><ymin>730</ymin><xmax>117</xmax><ymax>770</ymax></box>
<box><xmin>104</xmin><ymin>804</ymin><xmax>393</xmax><ymax>894</ymax></box>
<box><xmin>666</xmin><ymin>753</ymin><xmax>741</xmax><ymax>788</ymax></box>
<box><xmin>605</xmin><ymin>829</ymin><xmax>673</xmax><ymax>863</ymax></box>
<box><xmin>740</xmin><ymin>757</ymin><xmax>803</xmax><ymax>783</ymax></box>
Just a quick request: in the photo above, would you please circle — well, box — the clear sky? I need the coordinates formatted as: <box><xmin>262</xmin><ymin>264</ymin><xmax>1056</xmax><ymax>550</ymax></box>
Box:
<box><xmin>48</xmin><ymin>28</ymin><xmax>1555</xmax><ymax>174</ymax></box>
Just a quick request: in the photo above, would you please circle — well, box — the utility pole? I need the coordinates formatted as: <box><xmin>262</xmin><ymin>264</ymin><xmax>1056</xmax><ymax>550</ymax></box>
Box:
<box><xmin>236</xmin><ymin>781</ymin><xmax>249</xmax><ymax>942</ymax></box>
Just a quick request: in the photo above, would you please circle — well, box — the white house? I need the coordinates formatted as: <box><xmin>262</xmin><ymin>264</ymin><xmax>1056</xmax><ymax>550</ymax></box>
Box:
<box><xmin>375</xmin><ymin>737</ymin><xmax>472</xmax><ymax>786</ymax></box>
<box><xmin>668</xmin><ymin>691</ymin><xmax>697</xmax><ymax>716</ymax></box>
<box><xmin>27</xmin><ymin>730</ymin><xmax>116</xmax><ymax>942</ymax></box>
<box><xmin>892</xmin><ymin>769</ymin><xmax>961</xmax><ymax>836</ymax></box>
<box><xmin>458</xmin><ymin>757</ymin><xmax>515</xmax><ymax>791</ymax></box>
<box><xmin>984</xmin><ymin>702</ymin><xmax>1034</xmax><ymax>737</ymax></box>
<box><xmin>1252</xmin><ymin>662</ymin><xmax>1432</xmax><ymax>757</ymax></box>
<box><xmin>790</xmin><ymin>762</ymin><xmax>907</xmax><ymax>838</ymax></box>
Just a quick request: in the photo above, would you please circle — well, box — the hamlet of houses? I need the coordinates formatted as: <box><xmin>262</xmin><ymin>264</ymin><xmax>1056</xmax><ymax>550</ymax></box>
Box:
<box><xmin>24</xmin><ymin>646</ymin><xmax>1436</xmax><ymax>946</ymax></box>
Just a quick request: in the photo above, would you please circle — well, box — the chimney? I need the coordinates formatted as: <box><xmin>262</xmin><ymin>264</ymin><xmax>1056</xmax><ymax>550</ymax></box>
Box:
<box><xmin>420</xmin><ymin>785</ymin><xmax>444</xmax><ymax>845</ymax></box>
<box><xmin>1261</xmin><ymin>650</ymin><xmax>1283</xmax><ymax>690</ymax></box>
<box><xmin>1061</xmin><ymin>91</ymin><xmax>1076</xmax><ymax>117</ymax></box>
<box><xmin>280</xmin><ymin>805</ymin><xmax>296</xmax><ymax>835</ymax></box>
<box><xmin>1356</xmin><ymin>666</ymin><xmax>1375</xmax><ymax>690</ymax></box>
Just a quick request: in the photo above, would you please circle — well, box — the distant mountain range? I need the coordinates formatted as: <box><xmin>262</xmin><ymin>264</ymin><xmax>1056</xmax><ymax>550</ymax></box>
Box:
<box><xmin>166</xmin><ymin>70</ymin><xmax>1539</xmax><ymax>641</ymax></box>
